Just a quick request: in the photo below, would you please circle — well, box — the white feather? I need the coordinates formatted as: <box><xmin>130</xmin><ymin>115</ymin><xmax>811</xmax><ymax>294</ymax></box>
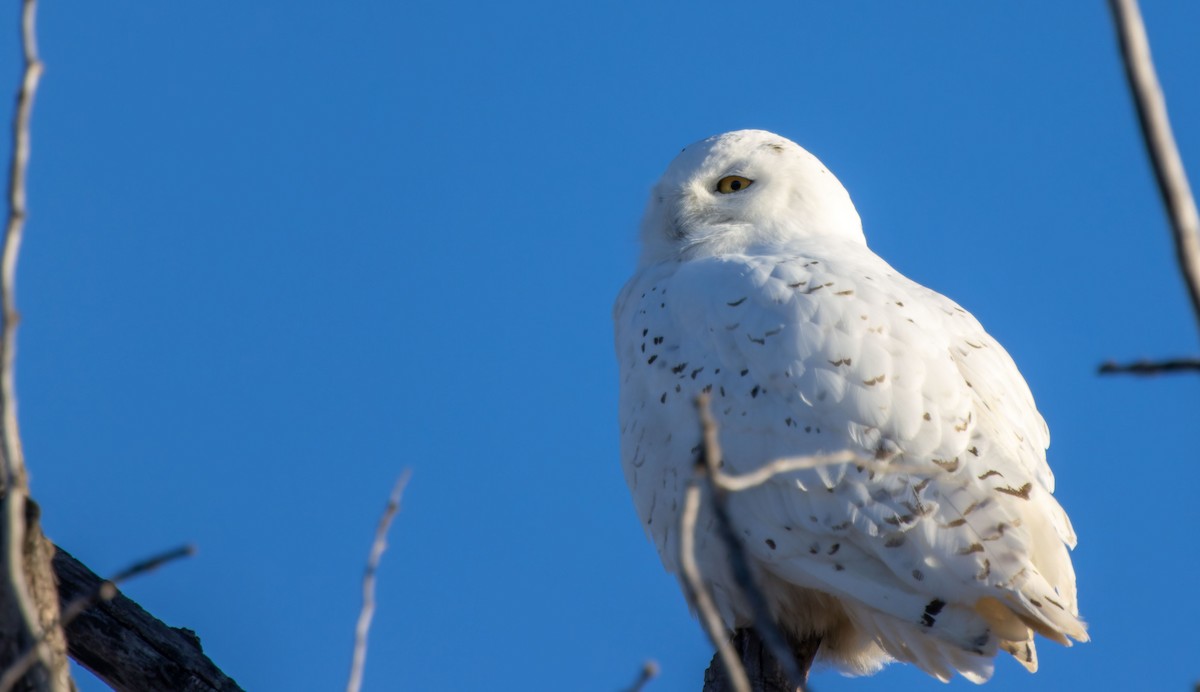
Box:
<box><xmin>615</xmin><ymin>130</ymin><xmax>1086</xmax><ymax>683</ymax></box>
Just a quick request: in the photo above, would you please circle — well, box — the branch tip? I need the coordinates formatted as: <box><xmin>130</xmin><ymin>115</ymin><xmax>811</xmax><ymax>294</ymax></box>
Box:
<box><xmin>345</xmin><ymin>469</ymin><xmax>412</xmax><ymax>692</ymax></box>
<box><xmin>625</xmin><ymin>659</ymin><xmax>660</xmax><ymax>692</ymax></box>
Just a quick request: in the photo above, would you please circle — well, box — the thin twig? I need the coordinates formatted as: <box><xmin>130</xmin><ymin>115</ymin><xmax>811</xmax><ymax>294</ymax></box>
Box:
<box><xmin>624</xmin><ymin>659</ymin><xmax>660</xmax><ymax>692</ymax></box>
<box><xmin>0</xmin><ymin>544</ymin><xmax>195</xmax><ymax>692</ymax></box>
<box><xmin>680</xmin><ymin>480</ymin><xmax>749</xmax><ymax>692</ymax></box>
<box><xmin>0</xmin><ymin>0</ymin><xmax>48</xmax><ymax>684</ymax></box>
<box><xmin>57</xmin><ymin>544</ymin><xmax>195</xmax><ymax>628</ymax></box>
<box><xmin>711</xmin><ymin>450</ymin><xmax>872</xmax><ymax>492</ymax></box>
<box><xmin>695</xmin><ymin>394</ymin><xmax>809</xmax><ymax>691</ymax></box>
<box><xmin>346</xmin><ymin>469</ymin><xmax>412</xmax><ymax>692</ymax></box>
<box><xmin>1103</xmin><ymin>0</ymin><xmax>1200</xmax><ymax>368</ymax></box>
<box><xmin>107</xmin><ymin>544</ymin><xmax>196</xmax><ymax>585</ymax></box>
<box><xmin>1098</xmin><ymin>357</ymin><xmax>1200</xmax><ymax>375</ymax></box>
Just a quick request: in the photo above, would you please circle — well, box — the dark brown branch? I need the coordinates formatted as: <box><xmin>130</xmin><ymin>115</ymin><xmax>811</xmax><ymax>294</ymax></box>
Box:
<box><xmin>57</xmin><ymin>544</ymin><xmax>195</xmax><ymax>635</ymax></box>
<box><xmin>1098</xmin><ymin>358</ymin><xmax>1200</xmax><ymax>375</ymax></box>
<box><xmin>51</xmin><ymin>546</ymin><xmax>243</xmax><ymax>692</ymax></box>
<box><xmin>704</xmin><ymin>630</ymin><xmax>819</xmax><ymax>692</ymax></box>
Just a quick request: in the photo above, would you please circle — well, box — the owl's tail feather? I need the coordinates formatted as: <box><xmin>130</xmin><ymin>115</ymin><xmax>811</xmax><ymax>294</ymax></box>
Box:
<box><xmin>978</xmin><ymin>579</ymin><xmax>1089</xmax><ymax>647</ymax></box>
<box><xmin>1000</xmin><ymin>637</ymin><xmax>1038</xmax><ymax>673</ymax></box>
<box><xmin>846</xmin><ymin>604</ymin><xmax>995</xmax><ymax>684</ymax></box>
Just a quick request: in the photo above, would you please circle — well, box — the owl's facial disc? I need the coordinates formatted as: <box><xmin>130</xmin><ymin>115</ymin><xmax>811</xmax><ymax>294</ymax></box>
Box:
<box><xmin>637</xmin><ymin>130</ymin><xmax>866</xmax><ymax>266</ymax></box>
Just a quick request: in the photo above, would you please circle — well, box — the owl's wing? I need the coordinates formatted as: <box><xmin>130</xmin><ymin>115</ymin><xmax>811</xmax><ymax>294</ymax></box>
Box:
<box><xmin>634</xmin><ymin>248</ymin><xmax>1084</xmax><ymax>678</ymax></box>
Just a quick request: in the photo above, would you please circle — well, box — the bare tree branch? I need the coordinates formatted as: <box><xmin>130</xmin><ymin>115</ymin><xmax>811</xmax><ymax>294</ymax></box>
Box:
<box><xmin>687</xmin><ymin>391</ymin><xmax>883</xmax><ymax>690</ymax></box>
<box><xmin>55</xmin><ymin>544</ymin><xmax>194</xmax><ymax>635</ymax></box>
<box><xmin>1110</xmin><ymin>0</ymin><xmax>1200</xmax><ymax>324</ymax></box>
<box><xmin>0</xmin><ymin>0</ymin><xmax>43</xmax><ymax>545</ymax></box>
<box><xmin>1</xmin><ymin>5</ymin><xmax>41</xmax><ymax>475</ymax></box>
<box><xmin>0</xmin><ymin>2</ymin><xmax>67</xmax><ymax>689</ymax></box>
<box><xmin>691</xmin><ymin>394</ymin><xmax>813</xmax><ymax>692</ymax></box>
<box><xmin>1</xmin><ymin>545</ymin><xmax>196</xmax><ymax>692</ymax></box>
<box><xmin>624</xmin><ymin>659</ymin><xmax>660</xmax><ymax>692</ymax></box>
<box><xmin>52</xmin><ymin>546</ymin><xmax>243</xmax><ymax>692</ymax></box>
<box><xmin>686</xmin><ymin>393</ymin><xmax>873</xmax><ymax>690</ymax></box>
<box><xmin>1102</xmin><ymin>0</ymin><xmax>1200</xmax><ymax>374</ymax></box>
<box><xmin>1098</xmin><ymin>357</ymin><xmax>1200</xmax><ymax>375</ymax></box>
<box><xmin>703</xmin><ymin>630</ymin><xmax>818</xmax><ymax>692</ymax></box>
<box><xmin>709</xmin><ymin>450</ymin><xmax>875</xmax><ymax>493</ymax></box>
<box><xmin>680</xmin><ymin>479</ymin><xmax>750</xmax><ymax>692</ymax></box>
<box><xmin>346</xmin><ymin>469</ymin><xmax>412</xmax><ymax>692</ymax></box>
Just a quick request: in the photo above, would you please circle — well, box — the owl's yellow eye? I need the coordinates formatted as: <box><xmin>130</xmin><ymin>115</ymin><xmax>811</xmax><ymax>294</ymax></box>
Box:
<box><xmin>716</xmin><ymin>176</ymin><xmax>754</xmax><ymax>194</ymax></box>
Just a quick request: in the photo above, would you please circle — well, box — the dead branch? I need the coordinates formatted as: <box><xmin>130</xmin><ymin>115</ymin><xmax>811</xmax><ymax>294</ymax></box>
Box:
<box><xmin>624</xmin><ymin>659</ymin><xmax>660</xmax><ymax>692</ymax></box>
<box><xmin>703</xmin><ymin>630</ymin><xmax>819</xmax><ymax>692</ymax></box>
<box><xmin>1098</xmin><ymin>357</ymin><xmax>1200</xmax><ymax>375</ymax></box>
<box><xmin>52</xmin><ymin>546</ymin><xmax>243</xmax><ymax>692</ymax></box>
<box><xmin>104</xmin><ymin>544</ymin><xmax>196</xmax><ymax>586</ymax></box>
<box><xmin>1101</xmin><ymin>0</ymin><xmax>1200</xmax><ymax>375</ymax></box>
<box><xmin>1109</xmin><ymin>0</ymin><xmax>1200</xmax><ymax>323</ymax></box>
<box><xmin>0</xmin><ymin>1</ymin><xmax>68</xmax><ymax>689</ymax></box>
<box><xmin>688</xmin><ymin>393</ymin><xmax>852</xmax><ymax>692</ymax></box>
<box><xmin>710</xmin><ymin>450</ymin><xmax>873</xmax><ymax>493</ymax></box>
<box><xmin>346</xmin><ymin>469</ymin><xmax>411</xmax><ymax>692</ymax></box>
<box><xmin>1</xmin><ymin>545</ymin><xmax>195</xmax><ymax>691</ymax></box>
<box><xmin>680</xmin><ymin>479</ymin><xmax>750</xmax><ymax>692</ymax></box>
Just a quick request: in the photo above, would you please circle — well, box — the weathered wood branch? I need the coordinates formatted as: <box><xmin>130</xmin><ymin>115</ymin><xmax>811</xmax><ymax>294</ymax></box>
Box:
<box><xmin>1101</xmin><ymin>0</ymin><xmax>1200</xmax><ymax>374</ymax></box>
<box><xmin>0</xmin><ymin>503</ymin><xmax>69</xmax><ymax>692</ymax></box>
<box><xmin>0</xmin><ymin>1</ymin><xmax>69</xmax><ymax>689</ymax></box>
<box><xmin>686</xmin><ymin>395</ymin><xmax>830</xmax><ymax>692</ymax></box>
<box><xmin>703</xmin><ymin>630</ymin><xmax>819</xmax><ymax>692</ymax></box>
<box><xmin>346</xmin><ymin>470</ymin><xmax>411</xmax><ymax>692</ymax></box>
<box><xmin>52</xmin><ymin>546</ymin><xmax>243</xmax><ymax>692</ymax></box>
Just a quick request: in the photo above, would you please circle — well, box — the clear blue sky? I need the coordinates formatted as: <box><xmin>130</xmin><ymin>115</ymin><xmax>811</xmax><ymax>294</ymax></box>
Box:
<box><xmin>2</xmin><ymin>2</ymin><xmax>1199</xmax><ymax>691</ymax></box>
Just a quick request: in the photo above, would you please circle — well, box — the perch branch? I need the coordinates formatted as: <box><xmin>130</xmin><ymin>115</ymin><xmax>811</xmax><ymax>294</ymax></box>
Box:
<box><xmin>680</xmin><ymin>479</ymin><xmax>749</xmax><ymax>692</ymax></box>
<box><xmin>346</xmin><ymin>469</ymin><xmax>411</xmax><ymax>692</ymax></box>
<box><xmin>1101</xmin><ymin>0</ymin><xmax>1200</xmax><ymax>374</ymax></box>
<box><xmin>692</xmin><ymin>394</ymin><xmax>811</xmax><ymax>691</ymax></box>
<box><xmin>689</xmin><ymin>392</ymin><xmax>878</xmax><ymax>690</ymax></box>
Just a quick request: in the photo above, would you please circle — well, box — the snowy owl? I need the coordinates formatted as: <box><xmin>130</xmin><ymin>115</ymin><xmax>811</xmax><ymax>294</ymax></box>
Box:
<box><xmin>613</xmin><ymin>130</ymin><xmax>1085</xmax><ymax>683</ymax></box>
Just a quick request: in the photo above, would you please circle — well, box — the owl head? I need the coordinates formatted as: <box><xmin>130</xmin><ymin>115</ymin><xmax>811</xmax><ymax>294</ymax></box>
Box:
<box><xmin>638</xmin><ymin>130</ymin><xmax>865</xmax><ymax>265</ymax></box>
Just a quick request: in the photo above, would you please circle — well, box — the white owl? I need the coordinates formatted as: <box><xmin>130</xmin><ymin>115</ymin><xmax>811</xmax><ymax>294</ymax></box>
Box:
<box><xmin>614</xmin><ymin>130</ymin><xmax>1085</xmax><ymax>683</ymax></box>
